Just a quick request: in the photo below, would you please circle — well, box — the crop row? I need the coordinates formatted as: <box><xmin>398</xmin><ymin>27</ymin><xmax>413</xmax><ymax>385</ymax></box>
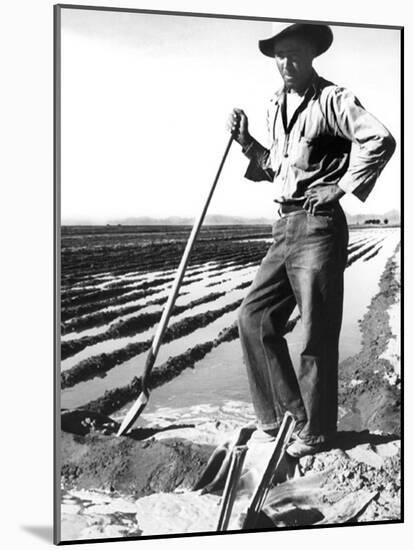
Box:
<box><xmin>61</xmin><ymin>298</ymin><xmax>243</xmax><ymax>388</ymax></box>
<box><xmin>61</xmin><ymin>236</ymin><xmax>374</xmax><ymax>339</ymax></box>
<box><xmin>61</xmin><ymin>276</ymin><xmax>174</xmax><ymax>309</ymax></box>
<box><xmin>82</xmin><ymin>326</ymin><xmax>239</xmax><ymax>417</ymax></box>
<box><xmin>62</xmin><ymin>295</ymin><xmax>169</xmax><ymax>336</ymax></box>
<box><xmin>80</xmin><ymin>308</ymin><xmax>301</xmax><ymax>418</ymax></box>
<box><xmin>61</xmin><ymin>257</ymin><xmax>264</xmax><ymax>322</ymax></box>
<box><xmin>62</xmin><ymin>231</ymin><xmax>370</xmax><ymax>291</ymax></box>
<box><xmin>347</xmin><ymin>238</ymin><xmax>371</xmax><ymax>255</ymax></box>
<box><xmin>61</xmin><ymin>240</ymin><xmax>270</xmax><ymax>286</ymax></box>
<box><xmin>363</xmin><ymin>244</ymin><xmax>384</xmax><ymax>262</ymax></box>
<box><xmin>61</xmin><ymin>235</ymin><xmax>378</xmax><ymax>337</ymax></box>
<box><xmin>61</xmin><ymin>290</ymin><xmax>227</xmax><ymax>359</ymax></box>
<box><xmin>61</xmin><ymin>287</ymin><xmax>161</xmax><ymax>323</ymax></box>
<box><xmin>346</xmin><ymin>239</ymin><xmax>384</xmax><ymax>268</ymax></box>
<box><xmin>61</xmin><ymin>225</ymin><xmax>272</xmax><ymax>249</ymax></box>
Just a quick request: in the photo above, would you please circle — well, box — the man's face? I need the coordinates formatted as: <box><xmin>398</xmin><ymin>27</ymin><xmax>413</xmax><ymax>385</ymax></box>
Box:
<box><xmin>274</xmin><ymin>36</ymin><xmax>315</xmax><ymax>92</ymax></box>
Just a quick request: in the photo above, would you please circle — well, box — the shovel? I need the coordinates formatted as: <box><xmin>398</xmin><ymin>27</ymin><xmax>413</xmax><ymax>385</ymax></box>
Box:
<box><xmin>216</xmin><ymin>444</ymin><xmax>248</xmax><ymax>531</ymax></box>
<box><xmin>117</xmin><ymin>134</ymin><xmax>234</xmax><ymax>436</ymax></box>
<box><xmin>241</xmin><ymin>412</ymin><xmax>296</xmax><ymax>529</ymax></box>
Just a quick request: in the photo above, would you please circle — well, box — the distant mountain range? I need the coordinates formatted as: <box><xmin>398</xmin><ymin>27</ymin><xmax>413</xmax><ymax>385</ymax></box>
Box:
<box><xmin>63</xmin><ymin>210</ymin><xmax>400</xmax><ymax>226</ymax></box>
<box><xmin>108</xmin><ymin>214</ymin><xmax>276</xmax><ymax>226</ymax></box>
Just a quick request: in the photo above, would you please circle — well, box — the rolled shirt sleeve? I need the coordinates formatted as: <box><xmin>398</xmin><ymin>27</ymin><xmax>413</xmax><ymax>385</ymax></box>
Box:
<box><xmin>242</xmin><ymin>138</ymin><xmax>275</xmax><ymax>182</ymax></box>
<box><xmin>326</xmin><ymin>88</ymin><xmax>396</xmax><ymax>202</ymax></box>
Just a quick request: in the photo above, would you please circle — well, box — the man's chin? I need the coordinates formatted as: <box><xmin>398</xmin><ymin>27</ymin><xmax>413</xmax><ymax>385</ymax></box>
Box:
<box><xmin>284</xmin><ymin>76</ymin><xmax>298</xmax><ymax>86</ymax></box>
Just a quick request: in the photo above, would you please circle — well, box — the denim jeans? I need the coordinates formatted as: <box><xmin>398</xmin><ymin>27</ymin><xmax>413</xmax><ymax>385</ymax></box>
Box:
<box><xmin>238</xmin><ymin>205</ymin><xmax>349</xmax><ymax>444</ymax></box>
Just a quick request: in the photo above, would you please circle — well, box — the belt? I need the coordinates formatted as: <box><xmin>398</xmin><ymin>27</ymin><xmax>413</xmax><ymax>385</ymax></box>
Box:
<box><xmin>276</xmin><ymin>200</ymin><xmax>339</xmax><ymax>217</ymax></box>
<box><xmin>278</xmin><ymin>201</ymin><xmax>305</xmax><ymax>215</ymax></box>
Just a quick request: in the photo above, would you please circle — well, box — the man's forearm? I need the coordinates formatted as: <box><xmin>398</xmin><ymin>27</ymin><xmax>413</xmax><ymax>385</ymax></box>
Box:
<box><xmin>327</xmin><ymin>87</ymin><xmax>396</xmax><ymax>202</ymax></box>
<box><xmin>337</xmin><ymin>131</ymin><xmax>396</xmax><ymax>202</ymax></box>
<box><xmin>240</xmin><ymin>136</ymin><xmax>275</xmax><ymax>183</ymax></box>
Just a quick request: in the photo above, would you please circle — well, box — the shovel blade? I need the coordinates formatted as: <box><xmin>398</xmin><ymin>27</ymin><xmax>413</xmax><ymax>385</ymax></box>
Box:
<box><xmin>116</xmin><ymin>392</ymin><xmax>149</xmax><ymax>437</ymax></box>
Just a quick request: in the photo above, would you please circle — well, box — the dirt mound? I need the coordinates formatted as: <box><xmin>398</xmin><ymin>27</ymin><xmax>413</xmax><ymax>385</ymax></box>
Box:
<box><xmin>61</xmin><ymin>430</ymin><xmax>213</xmax><ymax>498</ymax></box>
<box><xmin>338</xmin><ymin>249</ymin><xmax>401</xmax><ymax>436</ymax></box>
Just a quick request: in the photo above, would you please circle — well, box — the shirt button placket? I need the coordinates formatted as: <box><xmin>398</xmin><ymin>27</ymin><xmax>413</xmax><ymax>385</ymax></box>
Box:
<box><xmin>283</xmin><ymin>135</ymin><xmax>289</xmax><ymax>158</ymax></box>
<box><xmin>280</xmin><ymin>135</ymin><xmax>290</xmax><ymax>191</ymax></box>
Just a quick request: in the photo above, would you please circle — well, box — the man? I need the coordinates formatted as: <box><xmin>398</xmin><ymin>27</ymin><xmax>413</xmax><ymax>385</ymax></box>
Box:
<box><xmin>228</xmin><ymin>23</ymin><xmax>396</xmax><ymax>458</ymax></box>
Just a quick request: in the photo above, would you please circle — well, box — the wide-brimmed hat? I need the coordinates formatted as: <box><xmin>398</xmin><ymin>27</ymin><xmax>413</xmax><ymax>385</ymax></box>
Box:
<box><xmin>259</xmin><ymin>23</ymin><xmax>333</xmax><ymax>58</ymax></box>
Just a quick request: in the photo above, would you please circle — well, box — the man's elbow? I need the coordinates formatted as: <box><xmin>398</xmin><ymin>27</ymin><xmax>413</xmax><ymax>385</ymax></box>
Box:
<box><xmin>380</xmin><ymin>130</ymin><xmax>397</xmax><ymax>161</ymax></box>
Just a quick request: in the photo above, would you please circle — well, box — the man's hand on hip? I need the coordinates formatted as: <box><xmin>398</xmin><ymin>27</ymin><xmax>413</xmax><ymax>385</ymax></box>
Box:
<box><xmin>227</xmin><ymin>108</ymin><xmax>252</xmax><ymax>148</ymax></box>
<box><xmin>303</xmin><ymin>186</ymin><xmax>345</xmax><ymax>215</ymax></box>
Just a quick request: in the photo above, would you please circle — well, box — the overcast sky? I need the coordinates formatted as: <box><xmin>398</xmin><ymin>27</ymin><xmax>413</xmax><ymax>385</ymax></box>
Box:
<box><xmin>60</xmin><ymin>8</ymin><xmax>401</xmax><ymax>223</ymax></box>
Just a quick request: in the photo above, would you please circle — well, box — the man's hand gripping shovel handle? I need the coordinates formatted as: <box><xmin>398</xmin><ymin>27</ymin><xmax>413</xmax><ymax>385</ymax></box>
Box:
<box><xmin>117</xmin><ymin>133</ymin><xmax>235</xmax><ymax>437</ymax></box>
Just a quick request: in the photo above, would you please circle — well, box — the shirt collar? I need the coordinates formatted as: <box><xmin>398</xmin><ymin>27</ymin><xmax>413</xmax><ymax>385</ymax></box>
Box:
<box><xmin>273</xmin><ymin>70</ymin><xmax>321</xmax><ymax>105</ymax></box>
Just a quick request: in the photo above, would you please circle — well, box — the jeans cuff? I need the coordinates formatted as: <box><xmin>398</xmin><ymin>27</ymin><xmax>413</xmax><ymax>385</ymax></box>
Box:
<box><xmin>258</xmin><ymin>421</ymin><xmax>280</xmax><ymax>432</ymax></box>
<box><xmin>259</xmin><ymin>415</ymin><xmax>307</xmax><ymax>434</ymax></box>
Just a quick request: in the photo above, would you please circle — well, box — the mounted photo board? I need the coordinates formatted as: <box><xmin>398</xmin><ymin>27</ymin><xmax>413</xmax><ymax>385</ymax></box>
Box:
<box><xmin>54</xmin><ymin>4</ymin><xmax>402</xmax><ymax>545</ymax></box>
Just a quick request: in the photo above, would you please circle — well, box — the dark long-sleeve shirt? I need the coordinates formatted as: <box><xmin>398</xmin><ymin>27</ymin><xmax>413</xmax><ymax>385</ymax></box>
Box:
<box><xmin>242</xmin><ymin>71</ymin><xmax>396</xmax><ymax>202</ymax></box>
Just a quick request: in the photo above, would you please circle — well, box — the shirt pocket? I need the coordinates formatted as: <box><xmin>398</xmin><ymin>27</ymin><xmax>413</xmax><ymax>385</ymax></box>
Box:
<box><xmin>291</xmin><ymin>136</ymin><xmax>319</xmax><ymax>171</ymax></box>
<box><xmin>292</xmin><ymin>134</ymin><xmax>351</xmax><ymax>172</ymax></box>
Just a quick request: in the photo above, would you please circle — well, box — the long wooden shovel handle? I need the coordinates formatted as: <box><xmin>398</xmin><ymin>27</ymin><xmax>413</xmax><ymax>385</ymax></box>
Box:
<box><xmin>241</xmin><ymin>412</ymin><xmax>296</xmax><ymax>529</ymax></box>
<box><xmin>141</xmin><ymin>134</ymin><xmax>234</xmax><ymax>390</ymax></box>
<box><xmin>117</xmin><ymin>134</ymin><xmax>235</xmax><ymax>437</ymax></box>
<box><xmin>216</xmin><ymin>444</ymin><xmax>248</xmax><ymax>531</ymax></box>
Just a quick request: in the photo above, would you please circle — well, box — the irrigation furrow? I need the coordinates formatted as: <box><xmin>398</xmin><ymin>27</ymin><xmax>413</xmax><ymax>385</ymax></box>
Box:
<box><xmin>61</xmin><ymin>227</ymin><xmax>376</xmax><ymax>285</ymax></box>
<box><xmin>347</xmin><ymin>235</ymin><xmax>381</xmax><ymax>255</ymax></box>
<box><xmin>61</xmin><ymin>296</ymin><xmax>168</xmax><ymax>336</ymax></box>
<box><xmin>346</xmin><ymin>239</ymin><xmax>385</xmax><ymax>268</ymax></box>
<box><xmin>363</xmin><ymin>244</ymin><xmax>384</xmax><ymax>262</ymax></box>
<box><xmin>61</xmin><ymin>291</ymin><xmax>227</xmax><ymax>359</ymax></box>
<box><xmin>78</xmin><ymin>309</ymin><xmax>301</xmax><ymax>417</ymax></box>
<box><xmin>61</xmin><ymin>287</ymin><xmax>162</xmax><ymax>322</ymax></box>
<box><xmin>61</xmin><ymin>239</ymin><xmax>270</xmax><ymax>283</ymax></box>
<box><xmin>61</xmin><ymin>276</ymin><xmax>174</xmax><ymax>309</ymax></box>
<box><xmin>61</xmin><ymin>236</ymin><xmax>382</xmax><ymax>347</ymax></box>
<box><xmin>81</xmin><ymin>326</ymin><xmax>239</xmax><ymax>417</ymax></box>
<box><xmin>233</xmin><ymin>280</ymin><xmax>253</xmax><ymax>291</ymax></box>
<box><xmin>62</xmin><ymin>255</ymin><xmax>263</xmax><ymax>323</ymax></box>
<box><xmin>65</xmin><ymin>263</ymin><xmax>257</xmax><ymax>341</ymax></box>
<box><xmin>61</xmin><ymin>298</ymin><xmax>243</xmax><ymax>389</ymax></box>
<box><xmin>60</xmin><ymin>227</ymin><xmax>398</xmax><ymax>416</ymax></box>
